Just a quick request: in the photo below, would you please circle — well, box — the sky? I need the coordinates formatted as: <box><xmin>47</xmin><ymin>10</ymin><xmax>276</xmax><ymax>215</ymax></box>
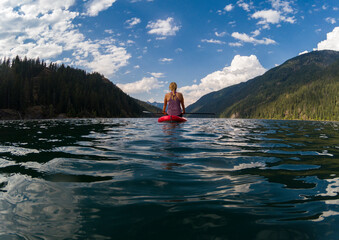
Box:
<box><xmin>1</xmin><ymin>0</ymin><xmax>338</xmax><ymax>106</ymax></box>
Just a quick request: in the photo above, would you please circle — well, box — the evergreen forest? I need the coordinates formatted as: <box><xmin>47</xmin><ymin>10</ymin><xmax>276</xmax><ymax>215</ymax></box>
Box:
<box><xmin>0</xmin><ymin>56</ymin><xmax>149</xmax><ymax>119</ymax></box>
<box><xmin>187</xmin><ymin>50</ymin><xmax>339</xmax><ymax>121</ymax></box>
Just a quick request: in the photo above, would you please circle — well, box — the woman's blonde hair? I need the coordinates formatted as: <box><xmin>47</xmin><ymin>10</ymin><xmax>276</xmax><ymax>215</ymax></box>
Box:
<box><xmin>169</xmin><ymin>82</ymin><xmax>177</xmax><ymax>92</ymax></box>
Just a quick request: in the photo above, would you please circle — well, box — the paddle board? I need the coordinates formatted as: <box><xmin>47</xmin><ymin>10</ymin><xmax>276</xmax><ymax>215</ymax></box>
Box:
<box><xmin>158</xmin><ymin>115</ymin><xmax>187</xmax><ymax>123</ymax></box>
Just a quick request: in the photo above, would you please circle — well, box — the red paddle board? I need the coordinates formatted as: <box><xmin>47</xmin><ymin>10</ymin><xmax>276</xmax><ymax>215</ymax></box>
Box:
<box><xmin>158</xmin><ymin>115</ymin><xmax>187</xmax><ymax>123</ymax></box>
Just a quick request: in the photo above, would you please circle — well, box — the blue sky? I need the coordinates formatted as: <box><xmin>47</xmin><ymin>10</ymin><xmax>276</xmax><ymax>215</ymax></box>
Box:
<box><xmin>1</xmin><ymin>0</ymin><xmax>338</xmax><ymax>105</ymax></box>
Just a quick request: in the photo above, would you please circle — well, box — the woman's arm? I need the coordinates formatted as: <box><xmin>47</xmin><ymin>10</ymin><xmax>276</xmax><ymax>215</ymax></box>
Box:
<box><xmin>179</xmin><ymin>93</ymin><xmax>185</xmax><ymax>114</ymax></box>
<box><xmin>163</xmin><ymin>95</ymin><xmax>168</xmax><ymax>114</ymax></box>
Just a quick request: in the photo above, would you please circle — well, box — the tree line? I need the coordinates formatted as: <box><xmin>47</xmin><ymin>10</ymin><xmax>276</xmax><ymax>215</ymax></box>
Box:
<box><xmin>220</xmin><ymin>54</ymin><xmax>339</xmax><ymax>121</ymax></box>
<box><xmin>0</xmin><ymin>56</ymin><xmax>143</xmax><ymax>118</ymax></box>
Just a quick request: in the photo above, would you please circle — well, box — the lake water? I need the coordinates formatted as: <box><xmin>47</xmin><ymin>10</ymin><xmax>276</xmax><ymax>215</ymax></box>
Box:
<box><xmin>0</xmin><ymin>118</ymin><xmax>338</xmax><ymax>240</ymax></box>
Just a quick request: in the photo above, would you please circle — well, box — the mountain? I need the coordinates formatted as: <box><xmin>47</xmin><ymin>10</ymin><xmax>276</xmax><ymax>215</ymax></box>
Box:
<box><xmin>135</xmin><ymin>99</ymin><xmax>162</xmax><ymax>116</ymax></box>
<box><xmin>187</xmin><ymin>50</ymin><xmax>339</xmax><ymax>121</ymax></box>
<box><xmin>0</xmin><ymin>56</ymin><xmax>156</xmax><ymax>119</ymax></box>
<box><xmin>147</xmin><ymin>101</ymin><xmax>163</xmax><ymax>109</ymax></box>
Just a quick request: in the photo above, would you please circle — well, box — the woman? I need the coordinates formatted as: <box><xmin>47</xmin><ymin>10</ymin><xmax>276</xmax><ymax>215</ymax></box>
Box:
<box><xmin>163</xmin><ymin>82</ymin><xmax>185</xmax><ymax>117</ymax></box>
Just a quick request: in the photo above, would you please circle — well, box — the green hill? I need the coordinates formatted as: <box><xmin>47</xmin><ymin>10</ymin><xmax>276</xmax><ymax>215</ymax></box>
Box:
<box><xmin>187</xmin><ymin>50</ymin><xmax>339</xmax><ymax>121</ymax></box>
<box><xmin>0</xmin><ymin>56</ymin><xmax>157</xmax><ymax>119</ymax></box>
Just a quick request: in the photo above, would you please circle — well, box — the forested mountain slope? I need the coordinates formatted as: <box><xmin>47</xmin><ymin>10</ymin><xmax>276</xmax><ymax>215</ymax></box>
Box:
<box><xmin>187</xmin><ymin>50</ymin><xmax>339</xmax><ymax>121</ymax></box>
<box><xmin>0</xmin><ymin>56</ymin><xmax>156</xmax><ymax>119</ymax></box>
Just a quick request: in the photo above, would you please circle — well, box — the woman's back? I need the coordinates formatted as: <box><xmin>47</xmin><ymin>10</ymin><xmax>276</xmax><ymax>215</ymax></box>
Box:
<box><xmin>167</xmin><ymin>92</ymin><xmax>182</xmax><ymax>116</ymax></box>
<box><xmin>163</xmin><ymin>82</ymin><xmax>185</xmax><ymax>116</ymax></box>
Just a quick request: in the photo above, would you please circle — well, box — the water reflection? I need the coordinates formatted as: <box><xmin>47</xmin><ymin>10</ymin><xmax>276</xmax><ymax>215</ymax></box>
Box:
<box><xmin>0</xmin><ymin>174</ymin><xmax>79</xmax><ymax>239</ymax></box>
<box><xmin>161</xmin><ymin>121</ymin><xmax>184</xmax><ymax>136</ymax></box>
<box><xmin>159</xmin><ymin>122</ymin><xmax>186</xmax><ymax>170</ymax></box>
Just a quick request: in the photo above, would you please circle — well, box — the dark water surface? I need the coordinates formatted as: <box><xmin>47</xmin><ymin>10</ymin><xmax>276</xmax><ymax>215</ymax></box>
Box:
<box><xmin>0</xmin><ymin>118</ymin><xmax>338</xmax><ymax>239</ymax></box>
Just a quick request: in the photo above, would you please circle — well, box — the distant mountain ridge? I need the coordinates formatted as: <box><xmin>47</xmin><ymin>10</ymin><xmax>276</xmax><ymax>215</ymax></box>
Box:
<box><xmin>147</xmin><ymin>101</ymin><xmax>163</xmax><ymax>110</ymax></box>
<box><xmin>187</xmin><ymin>50</ymin><xmax>339</xmax><ymax>121</ymax></box>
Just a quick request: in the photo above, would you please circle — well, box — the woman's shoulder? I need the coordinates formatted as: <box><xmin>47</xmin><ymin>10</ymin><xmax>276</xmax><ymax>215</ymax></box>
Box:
<box><xmin>164</xmin><ymin>92</ymin><xmax>171</xmax><ymax>99</ymax></box>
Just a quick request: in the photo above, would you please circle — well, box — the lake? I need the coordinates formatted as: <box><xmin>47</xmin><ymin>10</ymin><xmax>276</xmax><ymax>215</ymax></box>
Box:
<box><xmin>0</xmin><ymin>118</ymin><xmax>338</xmax><ymax>239</ymax></box>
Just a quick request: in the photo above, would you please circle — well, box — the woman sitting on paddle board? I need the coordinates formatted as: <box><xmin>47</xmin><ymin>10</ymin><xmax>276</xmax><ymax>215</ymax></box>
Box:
<box><xmin>163</xmin><ymin>82</ymin><xmax>185</xmax><ymax>117</ymax></box>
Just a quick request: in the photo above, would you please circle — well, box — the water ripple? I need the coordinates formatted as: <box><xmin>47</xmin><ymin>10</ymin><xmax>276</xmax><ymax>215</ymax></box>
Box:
<box><xmin>0</xmin><ymin>118</ymin><xmax>338</xmax><ymax>239</ymax></box>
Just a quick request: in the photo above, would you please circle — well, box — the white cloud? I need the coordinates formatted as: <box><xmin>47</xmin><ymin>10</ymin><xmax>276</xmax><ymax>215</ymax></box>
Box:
<box><xmin>252</xmin><ymin>9</ymin><xmax>282</xmax><ymax>24</ymax></box>
<box><xmin>215</xmin><ymin>31</ymin><xmax>227</xmax><ymax>37</ymax></box>
<box><xmin>282</xmin><ymin>16</ymin><xmax>296</xmax><ymax>24</ymax></box>
<box><xmin>316</xmin><ymin>27</ymin><xmax>339</xmax><ymax>51</ymax></box>
<box><xmin>237</xmin><ymin>0</ymin><xmax>252</xmax><ymax>12</ymax></box>
<box><xmin>180</xmin><ymin>55</ymin><xmax>266</xmax><ymax>105</ymax></box>
<box><xmin>252</xmin><ymin>9</ymin><xmax>296</xmax><ymax>27</ymax></box>
<box><xmin>80</xmin><ymin>45</ymin><xmax>130</xmax><ymax>76</ymax></box>
<box><xmin>105</xmin><ymin>29</ymin><xmax>114</xmax><ymax>34</ymax></box>
<box><xmin>299</xmin><ymin>50</ymin><xmax>309</xmax><ymax>55</ymax></box>
<box><xmin>159</xmin><ymin>58</ymin><xmax>173</xmax><ymax>62</ymax></box>
<box><xmin>175</xmin><ymin>48</ymin><xmax>183</xmax><ymax>53</ymax></box>
<box><xmin>231</xmin><ymin>32</ymin><xmax>276</xmax><ymax>45</ymax></box>
<box><xmin>0</xmin><ymin>1</ymin><xmax>130</xmax><ymax>78</ymax></box>
<box><xmin>126</xmin><ymin>40</ymin><xmax>135</xmax><ymax>45</ymax></box>
<box><xmin>147</xmin><ymin>17</ymin><xmax>180</xmax><ymax>38</ymax></box>
<box><xmin>224</xmin><ymin>4</ymin><xmax>234</xmax><ymax>12</ymax></box>
<box><xmin>229</xmin><ymin>42</ymin><xmax>243</xmax><ymax>47</ymax></box>
<box><xmin>155</xmin><ymin>36</ymin><xmax>167</xmax><ymax>40</ymax></box>
<box><xmin>125</xmin><ymin>17</ymin><xmax>141</xmax><ymax>28</ymax></box>
<box><xmin>117</xmin><ymin>77</ymin><xmax>163</xmax><ymax>94</ymax></box>
<box><xmin>252</xmin><ymin>29</ymin><xmax>260</xmax><ymax>37</ymax></box>
<box><xmin>269</xmin><ymin>0</ymin><xmax>294</xmax><ymax>13</ymax></box>
<box><xmin>0</xmin><ymin>1</ymin><xmax>76</xmax><ymax>59</ymax></box>
<box><xmin>201</xmin><ymin>39</ymin><xmax>226</xmax><ymax>44</ymax></box>
<box><xmin>325</xmin><ymin>17</ymin><xmax>336</xmax><ymax>24</ymax></box>
<box><xmin>85</xmin><ymin>0</ymin><xmax>116</xmax><ymax>17</ymax></box>
<box><xmin>149</xmin><ymin>72</ymin><xmax>165</xmax><ymax>78</ymax></box>
<box><xmin>14</xmin><ymin>0</ymin><xmax>76</xmax><ymax>16</ymax></box>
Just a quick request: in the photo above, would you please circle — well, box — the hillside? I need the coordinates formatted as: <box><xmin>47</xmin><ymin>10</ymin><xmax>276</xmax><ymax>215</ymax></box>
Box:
<box><xmin>147</xmin><ymin>101</ymin><xmax>164</xmax><ymax>110</ymax></box>
<box><xmin>187</xmin><ymin>50</ymin><xmax>339</xmax><ymax>121</ymax></box>
<box><xmin>0</xmin><ymin>56</ymin><xmax>157</xmax><ymax>119</ymax></box>
<box><xmin>134</xmin><ymin>99</ymin><xmax>162</xmax><ymax>117</ymax></box>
